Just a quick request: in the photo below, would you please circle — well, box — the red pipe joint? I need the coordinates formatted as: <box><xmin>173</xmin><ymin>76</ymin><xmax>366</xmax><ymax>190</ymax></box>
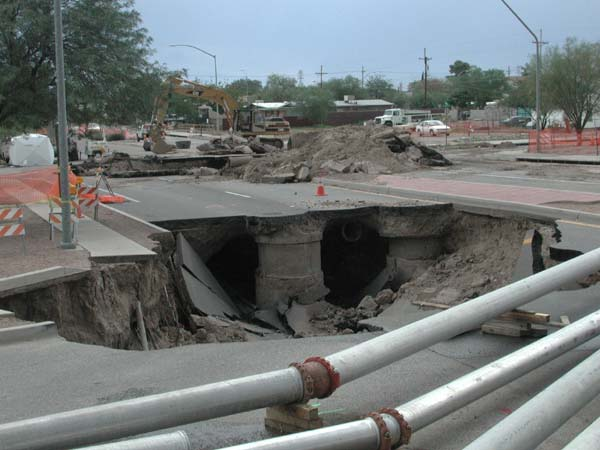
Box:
<box><xmin>291</xmin><ymin>356</ymin><xmax>341</xmax><ymax>401</ymax></box>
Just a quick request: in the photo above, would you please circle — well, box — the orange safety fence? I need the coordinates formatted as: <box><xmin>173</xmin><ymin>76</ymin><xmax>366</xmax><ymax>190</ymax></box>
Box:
<box><xmin>0</xmin><ymin>167</ymin><xmax>78</xmax><ymax>206</ymax></box>
<box><xmin>528</xmin><ymin>129</ymin><xmax>600</xmax><ymax>154</ymax></box>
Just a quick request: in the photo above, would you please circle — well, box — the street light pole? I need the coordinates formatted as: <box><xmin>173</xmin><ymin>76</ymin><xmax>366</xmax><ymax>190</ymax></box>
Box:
<box><xmin>500</xmin><ymin>0</ymin><xmax>541</xmax><ymax>152</ymax></box>
<box><xmin>169</xmin><ymin>44</ymin><xmax>219</xmax><ymax>131</ymax></box>
<box><xmin>53</xmin><ymin>0</ymin><xmax>74</xmax><ymax>249</ymax></box>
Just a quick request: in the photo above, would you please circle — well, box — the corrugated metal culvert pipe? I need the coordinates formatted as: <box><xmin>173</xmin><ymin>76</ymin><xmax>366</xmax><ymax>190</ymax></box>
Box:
<box><xmin>1</xmin><ymin>248</ymin><xmax>600</xmax><ymax>450</ymax></box>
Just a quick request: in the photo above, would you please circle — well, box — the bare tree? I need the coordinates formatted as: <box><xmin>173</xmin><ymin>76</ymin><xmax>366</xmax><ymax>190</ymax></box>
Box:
<box><xmin>545</xmin><ymin>38</ymin><xmax>600</xmax><ymax>132</ymax></box>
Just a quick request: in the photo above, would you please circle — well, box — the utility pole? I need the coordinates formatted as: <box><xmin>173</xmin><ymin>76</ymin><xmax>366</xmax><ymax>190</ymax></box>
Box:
<box><xmin>361</xmin><ymin>66</ymin><xmax>366</xmax><ymax>88</ymax></box>
<box><xmin>419</xmin><ymin>48</ymin><xmax>431</xmax><ymax>106</ymax></box>
<box><xmin>53</xmin><ymin>0</ymin><xmax>74</xmax><ymax>249</ymax></box>
<box><xmin>315</xmin><ymin>65</ymin><xmax>328</xmax><ymax>88</ymax></box>
<box><xmin>500</xmin><ymin>0</ymin><xmax>546</xmax><ymax>152</ymax></box>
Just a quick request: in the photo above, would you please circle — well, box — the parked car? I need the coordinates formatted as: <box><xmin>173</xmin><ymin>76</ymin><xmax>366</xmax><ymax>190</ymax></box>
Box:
<box><xmin>502</xmin><ymin>116</ymin><xmax>530</xmax><ymax>127</ymax></box>
<box><xmin>416</xmin><ymin>120</ymin><xmax>451</xmax><ymax>136</ymax></box>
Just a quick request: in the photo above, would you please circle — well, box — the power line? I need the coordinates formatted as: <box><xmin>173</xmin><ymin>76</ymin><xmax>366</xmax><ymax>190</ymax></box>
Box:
<box><xmin>315</xmin><ymin>65</ymin><xmax>328</xmax><ymax>88</ymax></box>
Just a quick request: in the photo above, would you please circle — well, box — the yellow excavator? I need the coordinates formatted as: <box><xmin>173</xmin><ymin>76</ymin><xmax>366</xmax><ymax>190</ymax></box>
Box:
<box><xmin>149</xmin><ymin>77</ymin><xmax>291</xmax><ymax>154</ymax></box>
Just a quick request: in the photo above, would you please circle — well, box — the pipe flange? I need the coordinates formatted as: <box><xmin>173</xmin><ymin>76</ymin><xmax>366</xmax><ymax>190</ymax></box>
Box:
<box><xmin>289</xmin><ymin>362</ymin><xmax>314</xmax><ymax>402</ymax></box>
<box><xmin>366</xmin><ymin>412</ymin><xmax>392</xmax><ymax>450</ymax></box>
<box><xmin>379</xmin><ymin>408</ymin><xmax>412</xmax><ymax>446</ymax></box>
<box><xmin>303</xmin><ymin>356</ymin><xmax>341</xmax><ymax>397</ymax></box>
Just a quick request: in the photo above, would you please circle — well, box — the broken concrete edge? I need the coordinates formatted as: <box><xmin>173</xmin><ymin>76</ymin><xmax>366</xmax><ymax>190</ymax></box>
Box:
<box><xmin>319</xmin><ymin>178</ymin><xmax>600</xmax><ymax>225</ymax></box>
<box><xmin>89</xmin><ymin>253</ymin><xmax>156</xmax><ymax>264</ymax></box>
<box><xmin>0</xmin><ymin>321</ymin><xmax>58</xmax><ymax>345</ymax></box>
<box><xmin>98</xmin><ymin>203</ymin><xmax>169</xmax><ymax>233</ymax></box>
<box><xmin>291</xmin><ymin>356</ymin><xmax>341</xmax><ymax>401</ymax></box>
<box><xmin>0</xmin><ymin>309</ymin><xmax>14</xmax><ymax>318</ymax></box>
<box><xmin>0</xmin><ymin>267</ymin><xmax>91</xmax><ymax>299</ymax></box>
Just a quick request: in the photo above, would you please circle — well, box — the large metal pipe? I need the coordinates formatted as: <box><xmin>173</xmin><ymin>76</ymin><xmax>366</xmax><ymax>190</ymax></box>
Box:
<box><xmin>2</xmin><ymin>248</ymin><xmax>600</xmax><ymax>450</ymax></box>
<box><xmin>562</xmin><ymin>415</ymin><xmax>600</xmax><ymax>450</ymax></box>
<box><xmin>76</xmin><ymin>431</ymin><xmax>192</xmax><ymax>450</ymax></box>
<box><xmin>216</xmin><ymin>308</ymin><xmax>600</xmax><ymax>450</ymax></box>
<box><xmin>328</xmin><ymin>247</ymin><xmax>600</xmax><ymax>383</ymax></box>
<box><xmin>464</xmin><ymin>347</ymin><xmax>600</xmax><ymax>450</ymax></box>
<box><xmin>0</xmin><ymin>369</ymin><xmax>303</xmax><ymax>450</ymax></box>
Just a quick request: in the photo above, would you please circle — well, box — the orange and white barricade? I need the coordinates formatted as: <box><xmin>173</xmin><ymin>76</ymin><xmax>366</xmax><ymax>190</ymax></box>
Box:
<box><xmin>48</xmin><ymin>196</ymin><xmax>82</xmax><ymax>242</ymax></box>
<box><xmin>0</xmin><ymin>206</ymin><xmax>26</xmax><ymax>254</ymax></box>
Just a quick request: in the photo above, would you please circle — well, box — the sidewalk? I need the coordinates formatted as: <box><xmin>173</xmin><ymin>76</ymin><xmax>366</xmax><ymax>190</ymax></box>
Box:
<box><xmin>27</xmin><ymin>203</ymin><xmax>155</xmax><ymax>263</ymax></box>
<box><xmin>375</xmin><ymin>175</ymin><xmax>600</xmax><ymax>205</ymax></box>
<box><xmin>321</xmin><ymin>176</ymin><xmax>600</xmax><ymax>224</ymax></box>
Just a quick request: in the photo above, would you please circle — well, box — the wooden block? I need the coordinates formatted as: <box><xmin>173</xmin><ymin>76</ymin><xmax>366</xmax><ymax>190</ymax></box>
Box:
<box><xmin>501</xmin><ymin>310</ymin><xmax>550</xmax><ymax>324</ymax></box>
<box><xmin>266</xmin><ymin>404</ymin><xmax>319</xmax><ymax>421</ymax></box>
<box><xmin>265</xmin><ymin>404</ymin><xmax>323</xmax><ymax>434</ymax></box>
<box><xmin>482</xmin><ymin>322</ymin><xmax>524</xmax><ymax>337</ymax></box>
<box><xmin>265</xmin><ymin>417</ymin><xmax>323</xmax><ymax>434</ymax></box>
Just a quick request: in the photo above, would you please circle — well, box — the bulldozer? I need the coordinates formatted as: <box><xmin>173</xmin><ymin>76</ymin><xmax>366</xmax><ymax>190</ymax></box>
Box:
<box><xmin>149</xmin><ymin>77</ymin><xmax>291</xmax><ymax>154</ymax></box>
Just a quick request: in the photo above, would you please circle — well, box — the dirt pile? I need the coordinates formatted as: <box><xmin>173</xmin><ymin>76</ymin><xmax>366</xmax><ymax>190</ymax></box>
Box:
<box><xmin>238</xmin><ymin>125</ymin><xmax>451</xmax><ymax>183</ymax></box>
<box><xmin>196</xmin><ymin>135</ymin><xmax>281</xmax><ymax>156</ymax></box>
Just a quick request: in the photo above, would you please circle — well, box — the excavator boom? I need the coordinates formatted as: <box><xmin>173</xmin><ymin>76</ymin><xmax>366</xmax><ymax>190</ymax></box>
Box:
<box><xmin>149</xmin><ymin>77</ymin><xmax>239</xmax><ymax>153</ymax></box>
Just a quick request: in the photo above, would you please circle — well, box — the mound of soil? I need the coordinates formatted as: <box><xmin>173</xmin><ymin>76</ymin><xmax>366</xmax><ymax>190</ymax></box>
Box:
<box><xmin>237</xmin><ymin>125</ymin><xmax>451</xmax><ymax>183</ymax></box>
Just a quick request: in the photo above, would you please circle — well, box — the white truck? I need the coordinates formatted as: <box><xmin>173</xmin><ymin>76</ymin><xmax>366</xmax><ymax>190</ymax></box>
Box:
<box><xmin>374</xmin><ymin>108</ymin><xmax>432</xmax><ymax>128</ymax></box>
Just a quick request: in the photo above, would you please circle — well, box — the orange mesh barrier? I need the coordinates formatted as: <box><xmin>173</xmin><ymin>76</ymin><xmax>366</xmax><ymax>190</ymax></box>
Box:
<box><xmin>0</xmin><ymin>167</ymin><xmax>78</xmax><ymax>205</ymax></box>
<box><xmin>529</xmin><ymin>129</ymin><xmax>600</xmax><ymax>154</ymax></box>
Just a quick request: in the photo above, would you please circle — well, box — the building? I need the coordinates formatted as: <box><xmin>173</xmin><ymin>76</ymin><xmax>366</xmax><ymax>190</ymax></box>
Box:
<box><xmin>333</xmin><ymin>96</ymin><xmax>394</xmax><ymax>112</ymax></box>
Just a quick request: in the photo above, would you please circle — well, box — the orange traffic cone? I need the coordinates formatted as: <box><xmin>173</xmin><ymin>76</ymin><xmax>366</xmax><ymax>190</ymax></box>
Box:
<box><xmin>315</xmin><ymin>184</ymin><xmax>326</xmax><ymax>196</ymax></box>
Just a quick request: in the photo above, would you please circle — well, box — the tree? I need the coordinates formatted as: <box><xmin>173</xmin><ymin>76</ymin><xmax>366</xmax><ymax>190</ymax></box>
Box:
<box><xmin>263</xmin><ymin>74</ymin><xmax>297</xmax><ymax>101</ymax></box>
<box><xmin>504</xmin><ymin>61</ymin><xmax>553</xmax><ymax>129</ymax></box>
<box><xmin>322</xmin><ymin>75</ymin><xmax>364</xmax><ymax>100</ymax></box>
<box><xmin>224</xmin><ymin>78</ymin><xmax>263</xmax><ymax>102</ymax></box>
<box><xmin>0</xmin><ymin>0</ymin><xmax>157</xmax><ymax>129</ymax></box>
<box><xmin>407</xmin><ymin>78</ymin><xmax>449</xmax><ymax>108</ymax></box>
<box><xmin>544</xmin><ymin>38</ymin><xmax>600</xmax><ymax>131</ymax></box>
<box><xmin>365</xmin><ymin>75</ymin><xmax>395</xmax><ymax>100</ymax></box>
<box><xmin>449</xmin><ymin>60</ymin><xmax>471</xmax><ymax>77</ymax></box>
<box><xmin>296</xmin><ymin>86</ymin><xmax>333</xmax><ymax>124</ymax></box>
<box><xmin>447</xmin><ymin>61</ymin><xmax>509</xmax><ymax>112</ymax></box>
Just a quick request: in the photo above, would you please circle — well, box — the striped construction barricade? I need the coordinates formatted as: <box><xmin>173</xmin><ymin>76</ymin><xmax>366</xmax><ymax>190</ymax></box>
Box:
<box><xmin>48</xmin><ymin>196</ymin><xmax>82</xmax><ymax>242</ymax></box>
<box><xmin>0</xmin><ymin>206</ymin><xmax>26</xmax><ymax>254</ymax></box>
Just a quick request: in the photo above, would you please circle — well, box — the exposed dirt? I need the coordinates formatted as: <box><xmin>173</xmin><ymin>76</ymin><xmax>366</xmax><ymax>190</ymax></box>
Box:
<box><xmin>234</xmin><ymin>125</ymin><xmax>451</xmax><ymax>183</ymax></box>
<box><xmin>270</xmin><ymin>213</ymin><xmax>555</xmax><ymax>337</ymax></box>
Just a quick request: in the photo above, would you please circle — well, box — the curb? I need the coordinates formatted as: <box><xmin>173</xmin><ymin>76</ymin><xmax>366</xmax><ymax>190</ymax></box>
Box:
<box><xmin>320</xmin><ymin>178</ymin><xmax>600</xmax><ymax>225</ymax></box>
<box><xmin>0</xmin><ymin>321</ymin><xmax>58</xmax><ymax>345</ymax></box>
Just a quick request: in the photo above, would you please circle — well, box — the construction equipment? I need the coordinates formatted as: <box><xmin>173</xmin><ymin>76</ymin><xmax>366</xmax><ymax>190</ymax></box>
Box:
<box><xmin>149</xmin><ymin>77</ymin><xmax>291</xmax><ymax>154</ymax></box>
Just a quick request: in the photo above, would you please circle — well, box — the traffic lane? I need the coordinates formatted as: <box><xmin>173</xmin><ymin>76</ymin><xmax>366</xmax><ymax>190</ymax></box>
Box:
<box><xmin>103</xmin><ymin>179</ymin><xmax>306</xmax><ymax>222</ymax></box>
<box><xmin>106</xmin><ymin>179</ymin><xmax>419</xmax><ymax>222</ymax></box>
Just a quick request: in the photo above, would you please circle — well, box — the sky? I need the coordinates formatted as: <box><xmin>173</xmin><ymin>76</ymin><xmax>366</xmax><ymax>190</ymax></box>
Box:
<box><xmin>135</xmin><ymin>0</ymin><xmax>600</xmax><ymax>90</ymax></box>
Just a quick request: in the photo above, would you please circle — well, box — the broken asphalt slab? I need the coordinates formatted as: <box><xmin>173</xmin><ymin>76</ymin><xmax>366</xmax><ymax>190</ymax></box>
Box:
<box><xmin>176</xmin><ymin>234</ymin><xmax>240</xmax><ymax>318</ymax></box>
<box><xmin>0</xmin><ymin>266</ymin><xmax>90</xmax><ymax>299</ymax></box>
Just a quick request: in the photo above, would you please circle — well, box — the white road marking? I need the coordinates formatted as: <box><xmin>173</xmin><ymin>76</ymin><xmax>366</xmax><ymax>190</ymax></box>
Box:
<box><xmin>98</xmin><ymin>188</ymin><xmax>140</xmax><ymax>203</ymax></box>
<box><xmin>99</xmin><ymin>204</ymin><xmax>168</xmax><ymax>232</ymax></box>
<box><xmin>225</xmin><ymin>191</ymin><xmax>252</xmax><ymax>198</ymax></box>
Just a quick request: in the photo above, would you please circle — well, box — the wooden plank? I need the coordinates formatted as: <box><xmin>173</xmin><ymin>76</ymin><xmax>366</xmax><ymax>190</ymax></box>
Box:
<box><xmin>411</xmin><ymin>301</ymin><xmax>550</xmax><ymax>324</ymax></box>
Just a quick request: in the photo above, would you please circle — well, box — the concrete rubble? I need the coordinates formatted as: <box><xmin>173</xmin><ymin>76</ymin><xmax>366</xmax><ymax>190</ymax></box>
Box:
<box><xmin>237</xmin><ymin>124</ymin><xmax>451</xmax><ymax>183</ymax></box>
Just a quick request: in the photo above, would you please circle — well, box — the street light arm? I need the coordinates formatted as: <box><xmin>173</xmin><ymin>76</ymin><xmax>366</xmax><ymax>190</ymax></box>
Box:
<box><xmin>169</xmin><ymin>44</ymin><xmax>215</xmax><ymax>58</ymax></box>
<box><xmin>499</xmin><ymin>0</ymin><xmax>539</xmax><ymax>43</ymax></box>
